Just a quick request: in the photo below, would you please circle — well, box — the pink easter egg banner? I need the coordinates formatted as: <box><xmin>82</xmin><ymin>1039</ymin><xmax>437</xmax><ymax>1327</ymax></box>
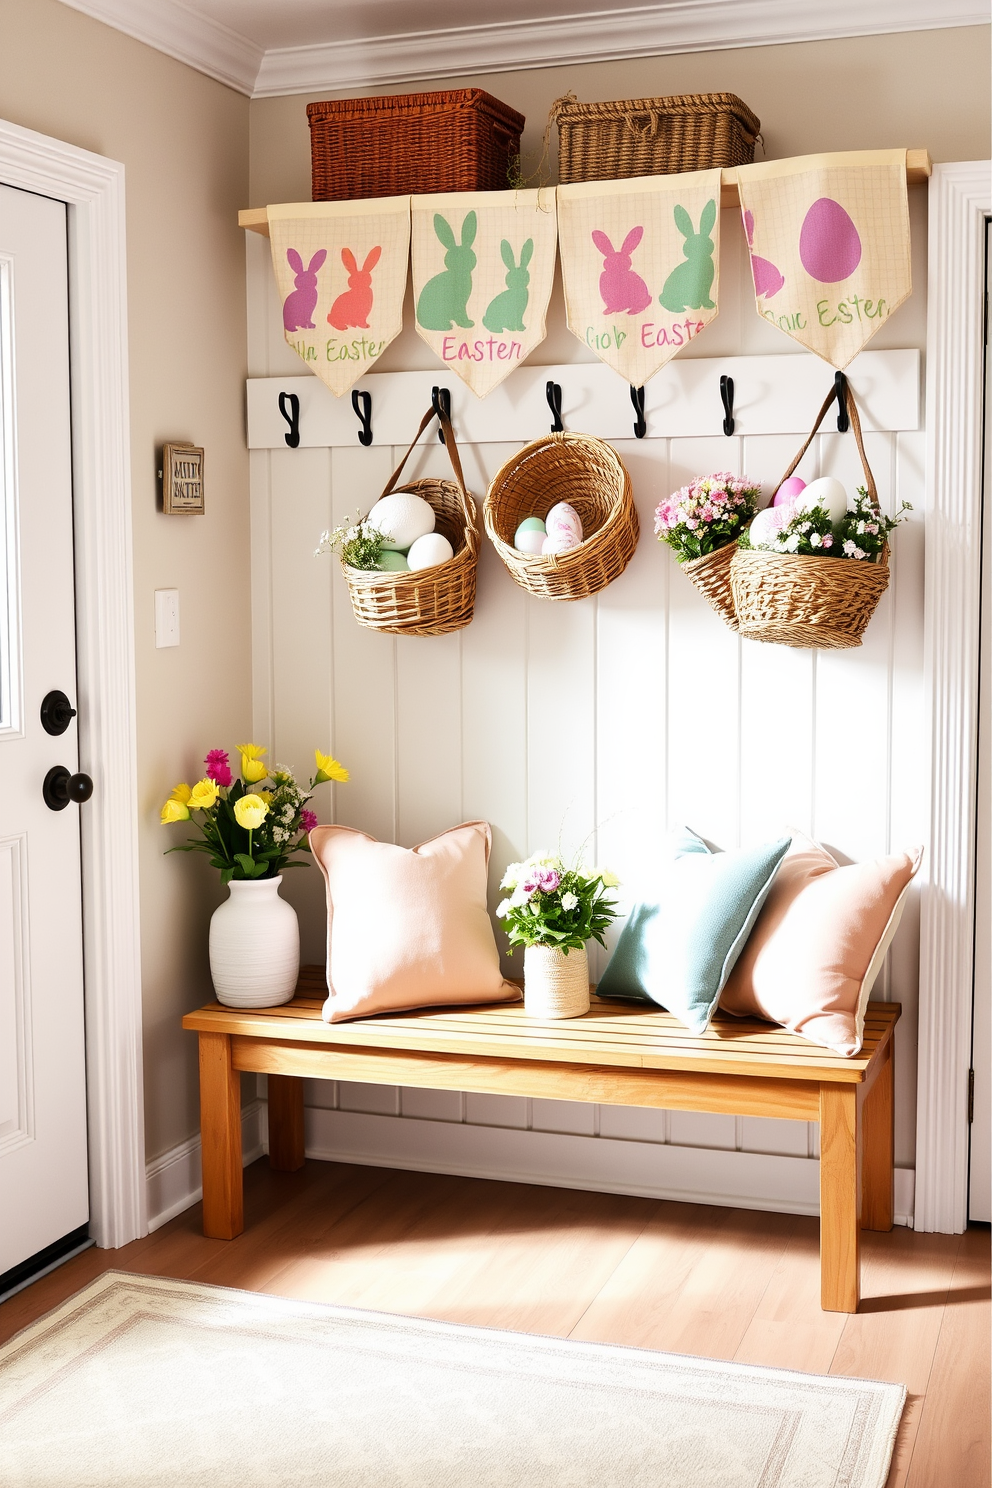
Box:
<box><xmin>556</xmin><ymin>169</ymin><xmax>723</xmax><ymax>385</ymax></box>
<box><xmin>268</xmin><ymin>198</ymin><xmax>411</xmax><ymax>396</ymax></box>
<box><xmin>736</xmin><ymin>149</ymin><xmax>911</xmax><ymax>369</ymax></box>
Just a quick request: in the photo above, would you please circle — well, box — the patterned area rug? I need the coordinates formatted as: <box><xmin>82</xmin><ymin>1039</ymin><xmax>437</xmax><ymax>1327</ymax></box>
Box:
<box><xmin>0</xmin><ymin>1272</ymin><xmax>904</xmax><ymax>1487</ymax></box>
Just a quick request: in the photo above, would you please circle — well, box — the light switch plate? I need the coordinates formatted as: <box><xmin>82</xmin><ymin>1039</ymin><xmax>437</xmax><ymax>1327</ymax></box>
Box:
<box><xmin>154</xmin><ymin>589</ymin><xmax>180</xmax><ymax>648</ymax></box>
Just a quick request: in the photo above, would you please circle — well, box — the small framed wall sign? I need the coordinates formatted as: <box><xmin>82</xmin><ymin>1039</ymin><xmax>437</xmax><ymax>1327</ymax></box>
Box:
<box><xmin>162</xmin><ymin>443</ymin><xmax>205</xmax><ymax>515</ymax></box>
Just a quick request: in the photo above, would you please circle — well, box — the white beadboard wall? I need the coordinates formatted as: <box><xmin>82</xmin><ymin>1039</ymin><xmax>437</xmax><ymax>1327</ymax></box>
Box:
<box><xmin>246</xmin><ymin>192</ymin><xmax>928</xmax><ymax>1221</ymax></box>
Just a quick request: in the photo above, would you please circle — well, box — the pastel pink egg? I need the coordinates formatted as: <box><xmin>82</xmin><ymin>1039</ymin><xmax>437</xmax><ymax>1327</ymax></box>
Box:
<box><xmin>799</xmin><ymin>198</ymin><xmax>862</xmax><ymax>284</ymax></box>
<box><xmin>773</xmin><ymin>476</ymin><xmax>806</xmax><ymax>507</ymax></box>
<box><xmin>545</xmin><ymin>501</ymin><xmax>583</xmax><ymax>540</ymax></box>
<box><xmin>542</xmin><ymin>531</ymin><xmax>581</xmax><ymax>556</ymax></box>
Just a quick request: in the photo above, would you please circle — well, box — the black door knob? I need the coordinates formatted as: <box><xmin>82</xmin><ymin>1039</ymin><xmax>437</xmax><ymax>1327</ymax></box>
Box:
<box><xmin>40</xmin><ymin>690</ymin><xmax>77</xmax><ymax>736</ymax></box>
<box><xmin>43</xmin><ymin>766</ymin><xmax>94</xmax><ymax>811</ymax></box>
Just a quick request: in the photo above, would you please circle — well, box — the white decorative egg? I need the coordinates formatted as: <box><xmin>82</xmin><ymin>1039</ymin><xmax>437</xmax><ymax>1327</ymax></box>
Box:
<box><xmin>542</xmin><ymin>530</ymin><xmax>582</xmax><ymax>556</ymax></box>
<box><xmin>367</xmin><ymin>493</ymin><xmax>436</xmax><ymax>551</ymax></box>
<box><xmin>545</xmin><ymin>501</ymin><xmax>583</xmax><ymax>541</ymax></box>
<box><xmin>795</xmin><ymin>476</ymin><xmax>848</xmax><ymax>525</ymax></box>
<box><xmin>406</xmin><ymin>532</ymin><xmax>454</xmax><ymax>571</ymax></box>
<box><xmin>748</xmin><ymin>505</ymin><xmax>792</xmax><ymax>549</ymax></box>
<box><xmin>514</xmin><ymin>518</ymin><xmax>547</xmax><ymax>554</ymax></box>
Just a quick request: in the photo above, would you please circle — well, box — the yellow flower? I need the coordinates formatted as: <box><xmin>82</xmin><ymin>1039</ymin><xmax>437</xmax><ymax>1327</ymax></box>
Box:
<box><xmin>169</xmin><ymin>783</ymin><xmax>192</xmax><ymax>804</ymax></box>
<box><xmin>233</xmin><ymin>793</ymin><xmax>269</xmax><ymax>831</ymax></box>
<box><xmin>257</xmin><ymin>790</ymin><xmax>274</xmax><ymax>804</ymax></box>
<box><xmin>160</xmin><ymin>798</ymin><xmax>190</xmax><ymax>824</ymax></box>
<box><xmin>237</xmin><ymin>743</ymin><xmax>266</xmax><ymax>761</ymax></box>
<box><xmin>235</xmin><ymin>744</ymin><xmax>268</xmax><ymax>783</ymax></box>
<box><xmin>314</xmin><ymin>749</ymin><xmax>349</xmax><ymax>785</ymax></box>
<box><xmin>188</xmin><ymin>778</ymin><xmax>219</xmax><ymax>812</ymax></box>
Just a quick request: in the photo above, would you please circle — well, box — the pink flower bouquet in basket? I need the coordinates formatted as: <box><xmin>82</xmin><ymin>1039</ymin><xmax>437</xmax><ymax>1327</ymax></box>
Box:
<box><xmin>655</xmin><ymin>472</ymin><xmax>762</xmax><ymax>632</ymax></box>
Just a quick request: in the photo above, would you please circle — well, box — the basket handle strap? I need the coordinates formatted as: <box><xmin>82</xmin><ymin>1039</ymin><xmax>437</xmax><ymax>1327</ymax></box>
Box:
<box><xmin>624</xmin><ymin>108</ymin><xmax>659</xmax><ymax>140</ymax></box>
<box><xmin>778</xmin><ymin>378</ymin><xmax>879</xmax><ymax>512</ymax></box>
<box><xmin>378</xmin><ymin>406</ymin><xmax>480</xmax><ymax>554</ymax></box>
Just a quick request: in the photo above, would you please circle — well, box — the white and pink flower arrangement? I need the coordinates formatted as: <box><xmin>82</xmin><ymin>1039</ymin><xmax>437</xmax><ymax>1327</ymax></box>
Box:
<box><xmin>654</xmin><ymin>472</ymin><xmax>762</xmax><ymax>564</ymax></box>
<box><xmin>740</xmin><ymin>486</ymin><xmax>911</xmax><ymax>561</ymax></box>
<box><xmin>496</xmin><ymin>853</ymin><xmax>619</xmax><ymax>954</ymax></box>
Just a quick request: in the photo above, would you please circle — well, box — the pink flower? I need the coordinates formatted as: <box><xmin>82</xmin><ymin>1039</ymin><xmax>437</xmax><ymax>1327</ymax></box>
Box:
<box><xmin>522</xmin><ymin>868</ymin><xmax>559</xmax><ymax>895</ymax></box>
<box><xmin>300</xmin><ymin>808</ymin><xmax>318</xmax><ymax>833</ymax></box>
<box><xmin>204</xmin><ymin>749</ymin><xmax>232</xmax><ymax>787</ymax></box>
<box><xmin>822</xmin><ymin>534</ymin><xmax>834</xmax><ymax>548</ymax></box>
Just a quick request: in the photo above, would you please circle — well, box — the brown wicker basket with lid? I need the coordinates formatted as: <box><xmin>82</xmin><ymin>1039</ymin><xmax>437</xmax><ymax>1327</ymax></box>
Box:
<box><xmin>343</xmin><ymin>407</ymin><xmax>480</xmax><ymax>636</ymax></box>
<box><xmin>730</xmin><ymin>381</ymin><xmax>889</xmax><ymax>650</ymax></box>
<box><xmin>484</xmin><ymin>433</ymin><xmax>638</xmax><ymax>601</ymax></box>
<box><xmin>553</xmin><ymin>92</ymin><xmax>760</xmax><ymax>183</ymax></box>
<box><xmin>307</xmin><ymin>91</ymin><xmax>525</xmax><ymax>201</ymax></box>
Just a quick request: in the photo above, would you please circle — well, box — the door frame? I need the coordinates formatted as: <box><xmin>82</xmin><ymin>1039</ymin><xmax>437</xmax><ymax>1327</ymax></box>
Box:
<box><xmin>0</xmin><ymin>117</ymin><xmax>143</xmax><ymax>1248</ymax></box>
<box><xmin>917</xmin><ymin>160</ymin><xmax>992</xmax><ymax>1232</ymax></box>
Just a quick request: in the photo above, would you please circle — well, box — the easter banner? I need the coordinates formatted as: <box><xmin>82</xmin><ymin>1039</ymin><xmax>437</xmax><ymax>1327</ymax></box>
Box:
<box><xmin>556</xmin><ymin>169</ymin><xmax>723</xmax><ymax>385</ymax></box>
<box><xmin>412</xmin><ymin>188</ymin><xmax>557</xmax><ymax>397</ymax></box>
<box><xmin>736</xmin><ymin>149</ymin><xmax>911</xmax><ymax>368</ymax></box>
<box><xmin>268</xmin><ymin>197</ymin><xmax>410</xmax><ymax>396</ymax></box>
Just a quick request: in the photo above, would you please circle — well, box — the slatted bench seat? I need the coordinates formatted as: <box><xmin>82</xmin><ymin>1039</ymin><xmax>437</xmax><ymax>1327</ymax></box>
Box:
<box><xmin>183</xmin><ymin>966</ymin><xmax>899</xmax><ymax>1313</ymax></box>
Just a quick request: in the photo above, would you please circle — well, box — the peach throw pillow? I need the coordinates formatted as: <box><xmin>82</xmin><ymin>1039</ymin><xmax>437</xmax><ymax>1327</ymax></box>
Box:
<box><xmin>310</xmin><ymin>820</ymin><xmax>521</xmax><ymax>1023</ymax></box>
<box><xmin>719</xmin><ymin>833</ymin><xmax>922</xmax><ymax>1054</ymax></box>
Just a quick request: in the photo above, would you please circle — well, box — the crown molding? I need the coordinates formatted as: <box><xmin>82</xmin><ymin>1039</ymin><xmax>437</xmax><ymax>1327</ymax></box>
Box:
<box><xmin>252</xmin><ymin>0</ymin><xmax>989</xmax><ymax>97</ymax></box>
<box><xmin>57</xmin><ymin>0</ymin><xmax>263</xmax><ymax>96</ymax></box>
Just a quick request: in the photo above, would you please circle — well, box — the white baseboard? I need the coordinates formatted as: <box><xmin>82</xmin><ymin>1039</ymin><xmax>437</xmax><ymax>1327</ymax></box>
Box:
<box><xmin>145</xmin><ymin>1099</ymin><xmax>267</xmax><ymax>1232</ymax></box>
<box><xmin>304</xmin><ymin>1107</ymin><xmax>916</xmax><ymax>1227</ymax></box>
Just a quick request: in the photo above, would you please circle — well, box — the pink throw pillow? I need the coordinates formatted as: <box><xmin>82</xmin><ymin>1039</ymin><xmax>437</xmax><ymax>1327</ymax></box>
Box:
<box><xmin>310</xmin><ymin>820</ymin><xmax>521</xmax><ymax>1023</ymax></box>
<box><xmin>719</xmin><ymin>832</ymin><xmax>922</xmax><ymax>1054</ymax></box>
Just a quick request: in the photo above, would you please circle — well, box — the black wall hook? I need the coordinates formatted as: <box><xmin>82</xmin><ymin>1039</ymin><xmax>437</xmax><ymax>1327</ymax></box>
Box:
<box><xmin>351</xmin><ymin>389</ymin><xmax>373</xmax><ymax>446</ymax></box>
<box><xmin>278</xmin><ymin>391</ymin><xmax>300</xmax><ymax>449</ymax></box>
<box><xmin>630</xmin><ymin>385</ymin><xmax>647</xmax><ymax>439</ymax></box>
<box><xmin>834</xmin><ymin>370</ymin><xmax>850</xmax><ymax>433</ymax></box>
<box><xmin>431</xmin><ymin>385</ymin><xmax>451</xmax><ymax>442</ymax></box>
<box><xmin>546</xmin><ymin>380</ymin><xmax>564</xmax><ymax>433</ymax></box>
<box><xmin>719</xmin><ymin>374</ymin><xmax>735</xmax><ymax>436</ymax></box>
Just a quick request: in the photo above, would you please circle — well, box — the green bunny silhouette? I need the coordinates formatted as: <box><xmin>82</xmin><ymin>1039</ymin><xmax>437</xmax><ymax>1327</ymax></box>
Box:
<box><xmin>482</xmin><ymin>239</ymin><xmax>533</xmax><ymax>333</ymax></box>
<box><xmin>659</xmin><ymin>200</ymin><xmax>717</xmax><ymax>312</ymax></box>
<box><xmin>416</xmin><ymin>212</ymin><xmax>477</xmax><ymax>330</ymax></box>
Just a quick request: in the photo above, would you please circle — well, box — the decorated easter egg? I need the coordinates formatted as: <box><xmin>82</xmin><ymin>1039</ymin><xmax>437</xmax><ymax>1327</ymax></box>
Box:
<box><xmin>406</xmin><ymin>532</ymin><xmax>454</xmax><ymax>571</ymax></box>
<box><xmin>367</xmin><ymin>492</ymin><xmax>436</xmax><ymax>551</ymax></box>
<box><xmin>545</xmin><ymin>501</ymin><xmax>583</xmax><ymax>540</ymax></box>
<box><xmin>375</xmin><ymin>550</ymin><xmax>410</xmax><ymax>572</ymax></box>
<box><xmin>795</xmin><ymin>475</ymin><xmax>848</xmax><ymax>524</ymax></box>
<box><xmin>748</xmin><ymin>505</ymin><xmax>792</xmax><ymax>549</ymax></box>
<box><xmin>542</xmin><ymin>530</ymin><xmax>582</xmax><ymax>556</ymax></box>
<box><xmin>773</xmin><ymin>476</ymin><xmax>806</xmax><ymax>507</ymax></box>
<box><xmin>799</xmin><ymin>198</ymin><xmax>862</xmax><ymax>284</ymax></box>
<box><xmin>515</xmin><ymin>528</ymin><xmax>548</xmax><ymax>555</ymax></box>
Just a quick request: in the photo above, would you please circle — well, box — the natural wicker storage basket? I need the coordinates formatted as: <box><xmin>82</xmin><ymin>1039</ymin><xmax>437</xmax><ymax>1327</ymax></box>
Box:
<box><xmin>681</xmin><ymin>542</ymin><xmax>739</xmax><ymax>631</ymax></box>
<box><xmin>343</xmin><ymin>408</ymin><xmax>480</xmax><ymax>636</ymax></box>
<box><xmin>484</xmin><ymin>433</ymin><xmax>638</xmax><ymax>601</ymax></box>
<box><xmin>553</xmin><ymin>92</ymin><xmax>760</xmax><ymax>183</ymax></box>
<box><xmin>730</xmin><ymin>381</ymin><xmax>889</xmax><ymax>650</ymax></box>
<box><xmin>307</xmin><ymin>90</ymin><xmax>525</xmax><ymax>202</ymax></box>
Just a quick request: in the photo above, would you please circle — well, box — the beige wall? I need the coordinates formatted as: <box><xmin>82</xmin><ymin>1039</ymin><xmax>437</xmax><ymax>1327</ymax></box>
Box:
<box><xmin>249</xmin><ymin>26</ymin><xmax>991</xmax><ymax>208</ymax></box>
<box><xmin>0</xmin><ymin>0</ymin><xmax>251</xmax><ymax>1163</ymax></box>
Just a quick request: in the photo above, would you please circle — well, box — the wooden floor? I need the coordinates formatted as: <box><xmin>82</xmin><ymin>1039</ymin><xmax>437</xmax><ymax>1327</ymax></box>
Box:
<box><xmin>2</xmin><ymin>1160</ymin><xmax>988</xmax><ymax>1487</ymax></box>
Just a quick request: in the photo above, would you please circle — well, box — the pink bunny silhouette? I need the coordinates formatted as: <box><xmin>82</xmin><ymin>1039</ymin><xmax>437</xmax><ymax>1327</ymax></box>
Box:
<box><xmin>327</xmin><ymin>246</ymin><xmax>382</xmax><ymax>331</ymax></box>
<box><xmin>283</xmin><ymin>248</ymin><xmax>327</xmax><ymax>331</ymax></box>
<box><xmin>743</xmin><ymin>209</ymin><xmax>785</xmax><ymax>300</ymax></box>
<box><xmin>592</xmin><ymin>227</ymin><xmax>652</xmax><ymax>315</ymax></box>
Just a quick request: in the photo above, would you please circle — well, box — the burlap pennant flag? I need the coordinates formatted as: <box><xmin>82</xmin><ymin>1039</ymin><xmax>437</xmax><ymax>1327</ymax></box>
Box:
<box><xmin>267</xmin><ymin>198</ymin><xmax>410</xmax><ymax>396</ymax></box>
<box><xmin>411</xmin><ymin>189</ymin><xmax>557</xmax><ymax>396</ymax></box>
<box><xmin>557</xmin><ymin>170</ymin><xmax>722</xmax><ymax>384</ymax></box>
<box><xmin>736</xmin><ymin>149</ymin><xmax>911</xmax><ymax>368</ymax></box>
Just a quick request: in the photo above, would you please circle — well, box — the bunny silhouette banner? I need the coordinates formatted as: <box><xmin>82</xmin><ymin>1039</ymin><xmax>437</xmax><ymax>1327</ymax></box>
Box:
<box><xmin>736</xmin><ymin>149</ymin><xmax>911</xmax><ymax>368</ymax></box>
<box><xmin>557</xmin><ymin>169</ymin><xmax>723</xmax><ymax>385</ymax></box>
<box><xmin>411</xmin><ymin>188</ymin><xmax>557</xmax><ymax>396</ymax></box>
<box><xmin>267</xmin><ymin>197</ymin><xmax>411</xmax><ymax>396</ymax></box>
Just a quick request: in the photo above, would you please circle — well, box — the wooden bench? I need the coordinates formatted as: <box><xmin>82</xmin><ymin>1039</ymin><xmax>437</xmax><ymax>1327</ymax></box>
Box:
<box><xmin>183</xmin><ymin>966</ymin><xmax>899</xmax><ymax>1313</ymax></box>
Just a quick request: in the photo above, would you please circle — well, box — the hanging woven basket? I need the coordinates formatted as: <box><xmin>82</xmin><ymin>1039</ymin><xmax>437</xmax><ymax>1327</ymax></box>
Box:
<box><xmin>343</xmin><ymin>408</ymin><xmax>480</xmax><ymax>636</ymax></box>
<box><xmin>681</xmin><ymin>541</ymin><xmax>739</xmax><ymax>631</ymax></box>
<box><xmin>730</xmin><ymin>380</ymin><xmax>889</xmax><ymax>650</ymax></box>
<box><xmin>484</xmin><ymin>432</ymin><xmax>638</xmax><ymax>601</ymax></box>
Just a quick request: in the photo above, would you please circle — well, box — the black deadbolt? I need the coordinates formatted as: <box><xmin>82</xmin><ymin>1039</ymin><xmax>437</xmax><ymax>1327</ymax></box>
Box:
<box><xmin>40</xmin><ymin>690</ymin><xmax>77</xmax><ymax>736</ymax></box>
<box><xmin>43</xmin><ymin>766</ymin><xmax>93</xmax><ymax>811</ymax></box>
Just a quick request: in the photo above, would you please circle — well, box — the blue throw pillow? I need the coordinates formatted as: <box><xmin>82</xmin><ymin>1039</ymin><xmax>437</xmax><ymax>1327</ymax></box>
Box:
<box><xmin>597</xmin><ymin>829</ymin><xmax>791</xmax><ymax>1033</ymax></box>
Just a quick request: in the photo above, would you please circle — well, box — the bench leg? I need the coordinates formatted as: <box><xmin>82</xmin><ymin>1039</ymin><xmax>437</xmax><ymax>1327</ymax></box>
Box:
<box><xmin>198</xmin><ymin>1031</ymin><xmax>244</xmax><ymax>1240</ymax></box>
<box><xmin>268</xmin><ymin>1074</ymin><xmax>305</xmax><ymax>1172</ymax></box>
<box><xmin>819</xmin><ymin>1084</ymin><xmax>860</xmax><ymax>1313</ymax></box>
<box><xmin>861</xmin><ymin>1039</ymin><xmax>895</xmax><ymax>1232</ymax></box>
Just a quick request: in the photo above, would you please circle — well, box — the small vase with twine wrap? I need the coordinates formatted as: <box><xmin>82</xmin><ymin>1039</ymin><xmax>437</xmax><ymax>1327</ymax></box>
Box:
<box><xmin>496</xmin><ymin>853</ymin><xmax>619</xmax><ymax>1020</ymax></box>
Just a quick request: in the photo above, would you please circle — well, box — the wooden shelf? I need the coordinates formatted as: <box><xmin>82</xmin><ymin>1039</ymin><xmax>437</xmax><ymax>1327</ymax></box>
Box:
<box><xmin>239</xmin><ymin>149</ymin><xmax>932</xmax><ymax>236</ymax></box>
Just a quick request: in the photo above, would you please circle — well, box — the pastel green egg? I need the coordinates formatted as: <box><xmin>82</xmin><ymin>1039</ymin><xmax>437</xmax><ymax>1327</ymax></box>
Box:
<box><xmin>376</xmin><ymin>550</ymin><xmax>410</xmax><ymax>572</ymax></box>
<box><xmin>517</xmin><ymin>517</ymin><xmax>546</xmax><ymax>533</ymax></box>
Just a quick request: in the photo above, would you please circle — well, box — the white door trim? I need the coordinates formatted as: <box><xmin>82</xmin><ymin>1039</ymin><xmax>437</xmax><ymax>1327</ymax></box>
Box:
<box><xmin>917</xmin><ymin>160</ymin><xmax>992</xmax><ymax>1233</ymax></box>
<box><xmin>0</xmin><ymin>117</ymin><xmax>144</xmax><ymax>1248</ymax></box>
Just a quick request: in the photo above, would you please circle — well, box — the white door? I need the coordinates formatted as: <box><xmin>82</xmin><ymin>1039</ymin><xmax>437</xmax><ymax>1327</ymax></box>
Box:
<box><xmin>0</xmin><ymin>182</ymin><xmax>89</xmax><ymax>1280</ymax></box>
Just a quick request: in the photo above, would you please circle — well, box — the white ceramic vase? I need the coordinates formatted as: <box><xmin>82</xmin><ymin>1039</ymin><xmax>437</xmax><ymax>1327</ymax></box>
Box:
<box><xmin>208</xmin><ymin>876</ymin><xmax>300</xmax><ymax>1008</ymax></box>
<box><xmin>523</xmin><ymin>943</ymin><xmax>590</xmax><ymax>1019</ymax></box>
